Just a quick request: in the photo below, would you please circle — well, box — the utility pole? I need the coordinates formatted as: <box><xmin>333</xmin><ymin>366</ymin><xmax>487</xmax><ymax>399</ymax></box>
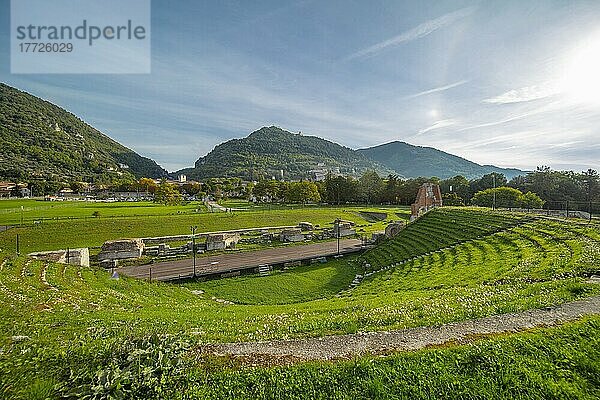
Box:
<box><xmin>335</xmin><ymin>218</ymin><xmax>341</xmax><ymax>256</ymax></box>
<box><xmin>191</xmin><ymin>225</ymin><xmax>198</xmax><ymax>278</ymax></box>
<box><xmin>492</xmin><ymin>174</ymin><xmax>496</xmax><ymax>210</ymax></box>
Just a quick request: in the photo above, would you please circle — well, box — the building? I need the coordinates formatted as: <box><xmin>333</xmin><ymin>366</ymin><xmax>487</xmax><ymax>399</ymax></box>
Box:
<box><xmin>410</xmin><ymin>183</ymin><xmax>443</xmax><ymax>220</ymax></box>
<box><xmin>0</xmin><ymin>182</ymin><xmax>16</xmax><ymax>198</ymax></box>
<box><xmin>0</xmin><ymin>182</ymin><xmax>30</xmax><ymax>198</ymax></box>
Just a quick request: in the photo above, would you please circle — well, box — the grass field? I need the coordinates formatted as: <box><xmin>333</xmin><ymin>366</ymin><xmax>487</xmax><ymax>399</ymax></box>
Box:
<box><xmin>1</xmin><ymin>207</ymin><xmax>599</xmax><ymax>398</ymax></box>
<box><xmin>0</xmin><ymin>199</ymin><xmax>410</xmax><ymax>254</ymax></box>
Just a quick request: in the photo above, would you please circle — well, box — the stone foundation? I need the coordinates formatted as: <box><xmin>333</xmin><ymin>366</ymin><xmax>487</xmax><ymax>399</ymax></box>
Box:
<box><xmin>29</xmin><ymin>248</ymin><xmax>90</xmax><ymax>267</ymax></box>
<box><xmin>206</xmin><ymin>233</ymin><xmax>240</xmax><ymax>251</ymax></box>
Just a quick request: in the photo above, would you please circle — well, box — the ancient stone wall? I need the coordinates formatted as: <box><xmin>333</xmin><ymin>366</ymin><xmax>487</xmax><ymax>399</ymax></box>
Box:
<box><xmin>411</xmin><ymin>183</ymin><xmax>443</xmax><ymax>220</ymax></box>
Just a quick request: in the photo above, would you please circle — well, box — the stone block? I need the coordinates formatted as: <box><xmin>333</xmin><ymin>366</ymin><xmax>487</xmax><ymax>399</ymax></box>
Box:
<box><xmin>98</xmin><ymin>239</ymin><xmax>144</xmax><ymax>262</ymax></box>
<box><xmin>206</xmin><ymin>233</ymin><xmax>240</xmax><ymax>251</ymax></box>
<box><xmin>29</xmin><ymin>248</ymin><xmax>90</xmax><ymax>267</ymax></box>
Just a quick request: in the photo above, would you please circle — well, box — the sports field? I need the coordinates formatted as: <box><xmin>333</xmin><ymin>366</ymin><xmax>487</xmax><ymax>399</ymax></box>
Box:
<box><xmin>0</xmin><ymin>199</ymin><xmax>409</xmax><ymax>254</ymax></box>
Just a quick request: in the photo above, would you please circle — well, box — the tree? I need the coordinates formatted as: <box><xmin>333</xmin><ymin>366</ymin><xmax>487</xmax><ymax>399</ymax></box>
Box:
<box><xmin>519</xmin><ymin>191</ymin><xmax>544</xmax><ymax>209</ymax></box>
<box><xmin>253</xmin><ymin>180</ymin><xmax>282</xmax><ymax>202</ymax></box>
<box><xmin>138</xmin><ymin>178</ymin><xmax>158</xmax><ymax>194</ymax></box>
<box><xmin>324</xmin><ymin>174</ymin><xmax>358</xmax><ymax>204</ymax></box>
<box><xmin>154</xmin><ymin>180</ymin><xmax>183</xmax><ymax>205</ymax></box>
<box><xmin>440</xmin><ymin>175</ymin><xmax>471</xmax><ymax>203</ymax></box>
<box><xmin>381</xmin><ymin>175</ymin><xmax>403</xmax><ymax>204</ymax></box>
<box><xmin>358</xmin><ymin>171</ymin><xmax>385</xmax><ymax>204</ymax></box>
<box><xmin>69</xmin><ymin>181</ymin><xmax>84</xmax><ymax>194</ymax></box>
<box><xmin>181</xmin><ymin>182</ymin><xmax>202</xmax><ymax>197</ymax></box>
<box><xmin>472</xmin><ymin>187</ymin><xmax>522</xmax><ymax>208</ymax></box>
<box><xmin>581</xmin><ymin>169</ymin><xmax>599</xmax><ymax>202</ymax></box>
<box><xmin>442</xmin><ymin>192</ymin><xmax>464</xmax><ymax>206</ymax></box>
<box><xmin>471</xmin><ymin>186</ymin><xmax>544</xmax><ymax>209</ymax></box>
<box><xmin>395</xmin><ymin>177</ymin><xmax>430</xmax><ymax>205</ymax></box>
<box><xmin>470</xmin><ymin>173</ymin><xmax>507</xmax><ymax>194</ymax></box>
<box><xmin>284</xmin><ymin>181</ymin><xmax>320</xmax><ymax>204</ymax></box>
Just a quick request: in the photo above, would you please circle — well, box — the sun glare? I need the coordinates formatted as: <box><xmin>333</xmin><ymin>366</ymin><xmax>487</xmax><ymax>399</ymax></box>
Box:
<box><xmin>562</xmin><ymin>32</ymin><xmax>600</xmax><ymax>106</ymax></box>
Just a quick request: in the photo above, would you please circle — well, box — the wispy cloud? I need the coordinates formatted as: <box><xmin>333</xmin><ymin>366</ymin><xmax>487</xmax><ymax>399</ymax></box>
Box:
<box><xmin>345</xmin><ymin>7</ymin><xmax>476</xmax><ymax>61</ymax></box>
<box><xmin>402</xmin><ymin>80</ymin><xmax>468</xmax><ymax>100</ymax></box>
<box><xmin>418</xmin><ymin>119</ymin><xmax>457</xmax><ymax>135</ymax></box>
<box><xmin>456</xmin><ymin>101</ymin><xmax>563</xmax><ymax>132</ymax></box>
<box><xmin>483</xmin><ymin>84</ymin><xmax>560</xmax><ymax>104</ymax></box>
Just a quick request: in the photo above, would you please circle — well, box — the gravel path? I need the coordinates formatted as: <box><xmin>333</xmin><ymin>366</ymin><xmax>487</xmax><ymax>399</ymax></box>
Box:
<box><xmin>201</xmin><ymin>296</ymin><xmax>600</xmax><ymax>363</ymax></box>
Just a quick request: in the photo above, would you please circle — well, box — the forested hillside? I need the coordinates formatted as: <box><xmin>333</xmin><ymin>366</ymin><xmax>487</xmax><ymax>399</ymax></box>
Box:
<box><xmin>0</xmin><ymin>83</ymin><xmax>166</xmax><ymax>181</ymax></box>
<box><xmin>179</xmin><ymin>126</ymin><xmax>393</xmax><ymax>180</ymax></box>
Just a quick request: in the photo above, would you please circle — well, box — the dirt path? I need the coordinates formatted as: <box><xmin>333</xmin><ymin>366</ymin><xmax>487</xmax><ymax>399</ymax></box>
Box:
<box><xmin>201</xmin><ymin>296</ymin><xmax>600</xmax><ymax>363</ymax></box>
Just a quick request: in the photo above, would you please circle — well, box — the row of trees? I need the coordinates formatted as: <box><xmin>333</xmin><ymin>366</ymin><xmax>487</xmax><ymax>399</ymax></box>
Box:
<box><xmin>253</xmin><ymin>180</ymin><xmax>320</xmax><ymax>203</ymax></box>
<box><xmin>439</xmin><ymin>167</ymin><xmax>599</xmax><ymax>210</ymax></box>
<box><xmin>9</xmin><ymin>164</ymin><xmax>599</xmax><ymax>211</ymax></box>
<box><xmin>469</xmin><ymin>187</ymin><xmax>544</xmax><ymax>209</ymax></box>
<box><xmin>159</xmin><ymin>167</ymin><xmax>598</xmax><ymax>208</ymax></box>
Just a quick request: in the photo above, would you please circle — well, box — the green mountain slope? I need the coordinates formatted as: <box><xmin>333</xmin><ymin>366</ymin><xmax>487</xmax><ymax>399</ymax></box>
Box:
<box><xmin>0</xmin><ymin>83</ymin><xmax>167</xmax><ymax>181</ymax></box>
<box><xmin>358</xmin><ymin>141</ymin><xmax>526</xmax><ymax>179</ymax></box>
<box><xmin>179</xmin><ymin>126</ymin><xmax>393</xmax><ymax>180</ymax></box>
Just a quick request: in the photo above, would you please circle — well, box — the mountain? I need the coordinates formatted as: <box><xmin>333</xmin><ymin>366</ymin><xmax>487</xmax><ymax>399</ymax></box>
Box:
<box><xmin>0</xmin><ymin>83</ymin><xmax>167</xmax><ymax>181</ymax></box>
<box><xmin>357</xmin><ymin>141</ymin><xmax>526</xmax><ymax>180</ymax></box>
<box><xmin>179</xmin><ymin>126</ymin><xmax>394</xmax><ymax>180</ymax></box>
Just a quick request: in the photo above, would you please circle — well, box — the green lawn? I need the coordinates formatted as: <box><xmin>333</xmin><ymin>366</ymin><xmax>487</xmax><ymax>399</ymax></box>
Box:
<box><xmin>193</xmin><ymin>258</ymin><xmax>358</xmax><ymax>305</ymax></box>
<box><xmin>1</xmin><ymin>207</ymin><xmax>599</xmax><ymax>398</ymax></box>
<box><xmin>0</xmin><ymin>200</ymin><xmax>410</xmax><ymax>254</ymax></box>
<box><xmin>0</xmin><ymin>199</ymin><xmax>207</xmax><ymax>224</ymax></box>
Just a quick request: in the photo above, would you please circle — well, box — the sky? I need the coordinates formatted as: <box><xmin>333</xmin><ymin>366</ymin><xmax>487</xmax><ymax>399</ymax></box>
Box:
<box><xmin>1</xmin><ymin>0</ymin><xmax>599</xmax><ymax>173</ymax></box>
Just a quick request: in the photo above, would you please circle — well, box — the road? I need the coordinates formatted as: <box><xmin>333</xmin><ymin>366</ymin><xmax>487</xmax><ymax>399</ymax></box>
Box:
<box><xmin>117</xmin><ymin>239</ymin><xmax>364</xmax><ymax>281</ymax></box>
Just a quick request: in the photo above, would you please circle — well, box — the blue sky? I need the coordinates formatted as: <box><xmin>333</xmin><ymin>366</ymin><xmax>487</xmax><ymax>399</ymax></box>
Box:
<box><xmin>1</xmin><ymin>0</ymin><xmax>600</xmax><ymax>172</ymax></box>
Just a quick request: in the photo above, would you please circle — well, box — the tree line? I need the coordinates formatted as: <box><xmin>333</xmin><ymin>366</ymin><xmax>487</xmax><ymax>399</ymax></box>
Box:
<box><xmin>6</xmin><ymin>165</ymin><xmax>599</xmax><ymax>212</ymax></box>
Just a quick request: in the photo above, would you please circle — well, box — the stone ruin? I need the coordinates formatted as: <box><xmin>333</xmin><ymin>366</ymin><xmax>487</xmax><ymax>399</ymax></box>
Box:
<box><xmin>298</xmin><ymin>222</ymin><xmax>314</xmax><ymax>231</ymax></box>
<box><xmin>411</xmin><ymin>183</ymin><xmax>442</xmax><ymax>221</ymax></box>
<box><xmin>205</xmin><ymin>233</ymin><xmax>240</xmax><ymax>251</ymax></box>
<box><xmin>98</xmin><ymin>239</ymin><xmax>144</xmax><ymax>263</ymax></box>
<box><xmin>385</xmin><ymin>221</ymin><xmax>405</xmax><ymax>238</ymax></box>
<box><xmin>279</xmin><ymin>228</ymin><xmax>304</xmax><ymax>242</ymax></box>
<box><xmin>333</xmin><ymin>220</ymin><xmax>356</xmax><ymax>237</ymax></box>
<box><xmin>29</xmin><ymin>248</ymin><xmax>90</xmax><ymax>267</ymax></box>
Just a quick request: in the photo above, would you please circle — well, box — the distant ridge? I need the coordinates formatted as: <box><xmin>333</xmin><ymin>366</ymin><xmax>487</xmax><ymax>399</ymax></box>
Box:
<box><xmin>357</xmin><ymin>141</ymin><xmax>526</xmax><ymax>180</ymax></box>
<box><xmin>178</xmin><ymin>127</ymin><xmax>526</xmax><ymax>180</ymax></box>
